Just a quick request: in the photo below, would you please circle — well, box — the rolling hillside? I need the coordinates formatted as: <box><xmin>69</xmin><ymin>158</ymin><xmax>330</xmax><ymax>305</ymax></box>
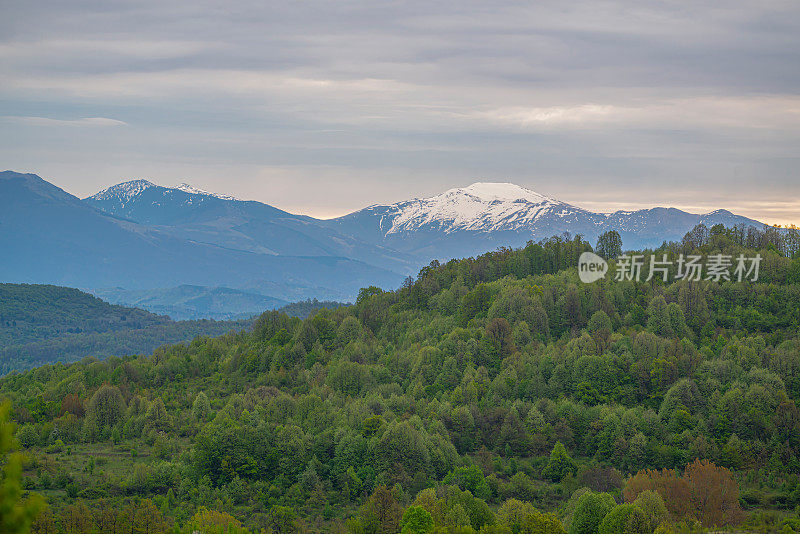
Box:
<box><xmin>0</xmin><ymin>283</ymin><xmax>251</xmax><ymax>373</ymax></box>
<box><xmin>1</xmin><ymin>224</ymin><xmax>799</xmax><ymax>532</ymax></box>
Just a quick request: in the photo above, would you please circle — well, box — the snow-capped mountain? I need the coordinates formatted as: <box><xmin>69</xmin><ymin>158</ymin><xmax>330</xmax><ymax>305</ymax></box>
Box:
<box><xmin>90</xmin><ymin>179</ymin><xmax>156</xmax><ymax>208</ymax></box>
<box><xmin>92</xmin><ymin>179</ymin><xmax>237</xmax><ymax>206</ymax></box>
<box><xmin>380</xmin><ymin>182</ymin><xmax>588</xmax><ymax>234</ymax></box>
<box><xmin>86</xmin><ymin>179</ymin><xmax>255</xmax><ymax>225</ymax></box>
<box><xmin>87</xmin><ymin>178</ymin><xmax>767</xmax><ymax>260</ymax></box>
<box><xmin>174</xmin><ymin>183</ymin><xmax>239</xmax><ymax>201</ymax></box>
<box><xmin>2</xmin><ymin>171</ymin><xmax>771</xmax><ymax>318</ymax></box>
<box><xmin>327</xmin><ymin>181</ymin><xmax>764</xmax><ymax>258</ymax></box>
<box><xmin>85</xmin><ymin>178</ymin><xmax>767</xmax><ymax>262</ymax></box>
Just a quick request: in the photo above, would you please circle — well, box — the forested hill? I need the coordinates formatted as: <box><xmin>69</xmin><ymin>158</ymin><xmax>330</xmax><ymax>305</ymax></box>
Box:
<box><xmin>0</xmin><ymin>284</ymin><xmax>251</xmax><ymax>373</ymax></box>
<box><xmin>2</xmin><ymin>224</ymin><xmax>800</xmax><ymax>533</ymax></box>
<box><xmin>0</xmin><ymin>284</ymin><xmax>170</xmax><ymax>345</ymax></box>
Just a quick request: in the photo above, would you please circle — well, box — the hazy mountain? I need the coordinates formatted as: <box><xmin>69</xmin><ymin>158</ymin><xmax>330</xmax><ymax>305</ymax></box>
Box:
<box><xmin>0</xmin><ymin>171</ymin><xmax>404</xmax><ymax>303</ymax></box>
<box><xmin>327</xmin><ymin>182</ymin><xmax>765</xmax><ymax>257</ymax></box>
<box><xmin>84</xmin><ymin>179</ymin><xmax>417</xmax><ymax>274</ymax></box>
<box><xmin>85</xmin><ymin>178</ymin><xmax>767</xmax><ymax>266</ymax></box>
<box><xmin>2</xmin><ymin>171</ymin><xmax>769</xmax><ymax>319</ymax></box>
<box><xmin>91</xmin><ymin>285</ymin><xmax>288</xmax><ymax>321</ymax></box>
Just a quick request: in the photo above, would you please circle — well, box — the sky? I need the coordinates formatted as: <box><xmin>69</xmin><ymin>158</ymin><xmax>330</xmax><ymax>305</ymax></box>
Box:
<box><xmin>1</xmin><ymin>0</ymin><xmax>799</xmax><ymax>224</ymax></box>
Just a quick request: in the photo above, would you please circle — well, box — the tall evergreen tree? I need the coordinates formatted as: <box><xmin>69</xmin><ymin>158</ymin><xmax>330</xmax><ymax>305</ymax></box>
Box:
<box><xmin>542</xmin><ymin>442</ymin><xmax>577</xmax><ymax>482</ymax></box>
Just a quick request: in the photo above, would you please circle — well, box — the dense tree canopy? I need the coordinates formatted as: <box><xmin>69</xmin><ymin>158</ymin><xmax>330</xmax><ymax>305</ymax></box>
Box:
<box><xmin>0</xmin><ymin>283</ymin><xmax>251</xmax><ymax>373</ymax></box>
<box><xmin>1</xmin><ymin>224</ymin><xmax>799</xmax><ymax>533</ymax></box>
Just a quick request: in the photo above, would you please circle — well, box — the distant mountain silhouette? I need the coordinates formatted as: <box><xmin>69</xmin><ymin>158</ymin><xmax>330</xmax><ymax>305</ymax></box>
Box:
<box><xmin>0</xmin><ymin>171</ymin><xmax>769</xmax><ymax>317</ymax></box>
<box><xmin>326</xmin><ymin>182</ymin><xmax>764</xmax><ymax>258</ymax></box>
<box><xmin>0</xmin><ymin>171</ymin><xmax>404</xmax><ymax>305</ymax></box>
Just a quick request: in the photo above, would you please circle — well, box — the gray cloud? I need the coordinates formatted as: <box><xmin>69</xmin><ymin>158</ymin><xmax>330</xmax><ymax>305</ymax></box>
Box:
<box><xmin>0</xmin><ymin>0</ymin><xmax>798</xmax><ymax>223</ymax></box>
<box><xmin>2</xmin><ymin>116</ymin><xmax>128</xmax><ymax>127</ymax></box>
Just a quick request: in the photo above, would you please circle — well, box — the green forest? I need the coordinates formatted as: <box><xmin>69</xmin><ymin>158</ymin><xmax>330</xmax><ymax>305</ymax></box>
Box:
<box><xmin>2</xmin><ymin>223</ymin><xmax>800</xmax><ymax>533</ymax></box>
<box><xmin>0</xmin><ymin>284</ymin><xmax>251</xmax><ymax>374</ymax></box>
<box><xmin>276</xmin><ymin>300</ymin><xmax>350</xmax><ymax>320</ymax></box>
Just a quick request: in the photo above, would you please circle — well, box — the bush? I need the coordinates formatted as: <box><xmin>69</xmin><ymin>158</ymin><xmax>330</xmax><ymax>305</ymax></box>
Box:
<box><xmin>77</xmin><ymin>487</ymin><xmax>108</xmax><ymax>499</ymax></box>
<box><xmin>16</xmin><ymin>424</ymin><xmax>39</xmax><ymax>448</ymax></box>
<box><xmin>45</xmin><ymin>439</ymin><xmax>64</xmax><ymax>453</ymax></box>
<box><xmin>501</xmin><ymin>472</ymin><xmax>537</xmax><ymax>503</ymax></box>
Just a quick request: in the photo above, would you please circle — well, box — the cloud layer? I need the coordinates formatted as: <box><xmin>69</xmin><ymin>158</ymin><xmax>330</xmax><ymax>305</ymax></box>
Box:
<box><xmin>1</xmin><ymin>0</ymin><xmax>798</xmax><ymax>223</ymax></box>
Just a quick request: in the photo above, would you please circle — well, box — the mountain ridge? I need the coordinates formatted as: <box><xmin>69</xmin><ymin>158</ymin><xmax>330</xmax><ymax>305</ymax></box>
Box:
<box><xmin>1</xmin><ymin>170</ymin><xmax>772</xmax><ymax>318</ymax></box>
<box><xmin>90</xmin><ymin>284</ymin><xmax>288</xmax><ymax>321</ymax></box>
<box><xmin>84</xmin><ymin>179</ymin><xmax>417</xmax><ymax>273</ymax></box>
<box><xmin>0</xmin><ymin>171</ymin><xmax>404</xmax><ymax>304</ymax></box>
<box><xmin>82</xmin><ymin>173</ymin><xmax>773</xmax><ymax>271</ymax></box>
<box><xmin>326</xmin><ymin>181</ymin><xmax>764</xmax><ymax>256</ymax></box>
<box><xmin>85</xmin><ymin>176</ymin><xmax>766</xmax><ymax>252</ymax></box>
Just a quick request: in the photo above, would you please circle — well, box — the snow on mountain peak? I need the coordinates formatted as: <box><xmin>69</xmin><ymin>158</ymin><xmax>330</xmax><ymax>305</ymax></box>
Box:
<box><xmin>175</xmin><ymin>183</ymin><xmax>239</xmax><ymax>201</ymax></box>
<box><xmin>456</xmin><ymin>182</ymin><xmax>555</xmax><ymax>204</ymax></box>
<box><xmin>90</xmin><ymin>179</ymin><xmax>155</xmax><ymax>203</ymax></box>
<box><xmin>384</xmin><ymin>181</ymin><xmax>568</xmax><ymax>235</ymax></box>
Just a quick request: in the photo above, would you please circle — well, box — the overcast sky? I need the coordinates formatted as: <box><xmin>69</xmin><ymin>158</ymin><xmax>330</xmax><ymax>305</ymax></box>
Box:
<box><xmin>1</xmin><ymin>0</ymin><xmax>798</xmax><ymax>223</ymax></box>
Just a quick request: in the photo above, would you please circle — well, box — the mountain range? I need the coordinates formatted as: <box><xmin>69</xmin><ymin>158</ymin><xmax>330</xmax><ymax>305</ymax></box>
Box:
<box><xmin>0</xmin><ymin>171</ymin><xmax>401</xmax><ymax>311</ymax></box>
<box><xmin>90</xmin><ymin>285</ymin><xmax>288</xmax><ymax>321</ymax></box>
<box><xmin>1</xmin><ymin>171</ymin><xmax>765</xmax><ymax>318</ymax></box>
<box><xmin>327</xmin><ymin>182</ymin><xmax>762</xmax><ymax>259</ymax></box>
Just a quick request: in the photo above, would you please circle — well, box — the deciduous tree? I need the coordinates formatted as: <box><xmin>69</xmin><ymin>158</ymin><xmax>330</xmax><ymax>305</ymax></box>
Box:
<box><xmin>87</xmin><ymin>384</ymin><xmax>125</xmax><ymax>429</ymax></box>
<box><xmin>684</xmin><ymin>459</ymin><xmax>744</xmax><ymax>527</ymax></box>
<box><xmin>400</xmin><ymin>506</ymin><xmax>434</xmax><ymax>534</ymax></box>
<box><xmin>596</xmin><ymin>231</ymin><xmax>622</xmax><ymax>260</ymax></box>
<box><xmin>192</xmin><ymin>391</ymin><xmax>211</xmax><ymax>422</ymax></box>
<box><xmin>598</xmin><ymin>504</ymin><xmax>648</xmax><ymax>534</ymax></box>
<box><xmin>568</xmin><ymin>491</ymin><xmax>615</xmax><ymax>534</ymax></box>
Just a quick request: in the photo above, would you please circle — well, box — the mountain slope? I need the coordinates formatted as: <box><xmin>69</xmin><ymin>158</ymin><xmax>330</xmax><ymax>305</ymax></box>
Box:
<box><xmin>91</xmin><ymin>285</ymin><xmax>288</xmax><ymax>321</ymax></box>
<box><xmin>84</xmin><ymin>180</ymin><xmax>417</xmax><ymax>273</ymax></box>
<box><xmin>327</xmin><ymin>182</ymin><xmax>766</xmax><ymax>257</ymax></box>
<box><xmin>0</xmin><ymin>283</ymin><xmax>251</xmax><ymax>373</ymax></box>
<box><xmin>0</xmin><ymin>171</ymin><xmax>404</xmax><ymax>301</ymax></box>
<box><xmin>0</xmin><ymin>283</ymin><xmax>166</xmax><ymax>346</ymax></box>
